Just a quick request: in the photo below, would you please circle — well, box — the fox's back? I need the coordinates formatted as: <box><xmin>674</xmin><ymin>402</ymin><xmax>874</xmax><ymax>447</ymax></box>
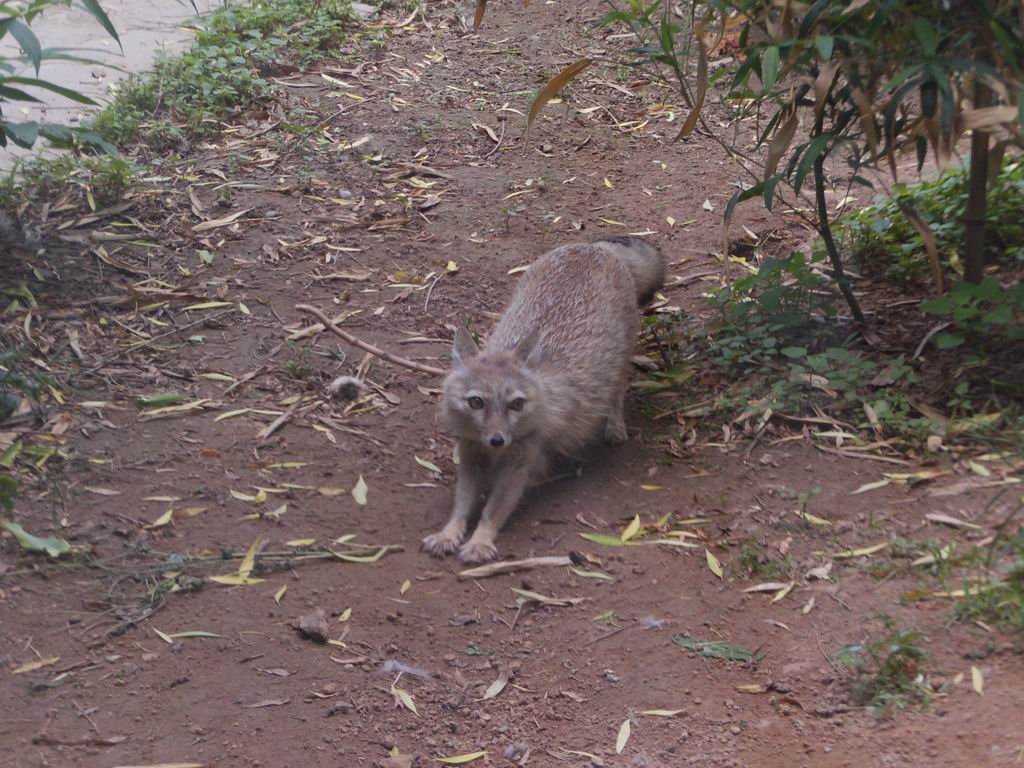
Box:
<box><xmin>489</xmin><ymin>244</ymin><xmax>638</xmax><ymax>367</ymax></box>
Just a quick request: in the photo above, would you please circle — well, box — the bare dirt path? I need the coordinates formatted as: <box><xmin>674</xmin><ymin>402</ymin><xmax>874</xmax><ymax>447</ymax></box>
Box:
<box><xmin>2</xmin><ymin>3</ymin><xmax>1021</xmax><ymax>767</ymax></box>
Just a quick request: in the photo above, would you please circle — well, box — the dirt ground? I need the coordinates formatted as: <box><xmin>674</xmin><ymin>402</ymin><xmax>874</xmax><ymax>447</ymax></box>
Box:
<box><xmin>2</xmin><ymin>2</ymin><xmax>1022</xmax><ymax>767</ymax></box>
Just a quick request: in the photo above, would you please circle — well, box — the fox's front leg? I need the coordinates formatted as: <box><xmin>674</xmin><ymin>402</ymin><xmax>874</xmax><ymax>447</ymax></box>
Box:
<box><xmin>422</xmin><ymin>440</ymin><xmax>485</xmax><ymax>557</ymax></box>
<box><xmin>458</xmin><ymin>446</ymin><xmax>539</xmax><ymax>564</ymax></box>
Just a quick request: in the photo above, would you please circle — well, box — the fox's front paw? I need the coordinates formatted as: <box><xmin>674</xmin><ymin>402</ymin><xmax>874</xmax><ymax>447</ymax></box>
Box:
<box><xmin>604</xmin><ymin>417</ymin><xmax>628</xmax><ymax>445</ymax></box>
<box><xmin>421</xmin><ymin>527</ymin><xmax>464</xmax><ymax>557</ymax></box>
<box><xmin>458</xmin><ymin>537</ymin><xmax>498</xmax><ymax>564</ymax></box>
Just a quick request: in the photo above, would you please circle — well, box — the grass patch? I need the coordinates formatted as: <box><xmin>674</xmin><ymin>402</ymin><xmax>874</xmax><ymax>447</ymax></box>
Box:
<box><xmin>955</xmin><ymin>525</ymin><xmax>1024</xmax><ymax>633</ymax></box>
<box><xmin>837</xmin><ymin>615</ymin><xmax>931</xmax><ymax>719</ymax></box>
<box><xmin>91</xmin><ymin>0</ymin><xmax>355</xmax><ymax>146</ymax></box>
<box><xmin>836</xmin><ymin>160</ymin><xmax>1024</xmax><ymax>286</ymax></box>
<box><xmin>732</xmin><ymin>537</ymin><xmax>794</xmax><ymax>579</ymax></box>
<box><xmin>0</xmin><ymin>154</ymin><xmax>136</xmax><ymax>209</ymax></box>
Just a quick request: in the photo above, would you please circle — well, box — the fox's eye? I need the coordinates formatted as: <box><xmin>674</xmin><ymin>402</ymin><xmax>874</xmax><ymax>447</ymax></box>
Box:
<box><xmin>508</xmin><ymin>398</ymin><xmax>526</xmax><ymax>412</ymax></box>
<box><xmin>467</xmin><ymin>396</ymin><xmax>485</xmax><ymax>410</ymax></box>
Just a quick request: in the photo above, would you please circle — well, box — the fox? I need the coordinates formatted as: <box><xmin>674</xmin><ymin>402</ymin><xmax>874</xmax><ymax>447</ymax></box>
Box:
<box><xmin>422</xmin><ymin>236</ymin><xmax>665</xmax><ymax>564</ymax></box>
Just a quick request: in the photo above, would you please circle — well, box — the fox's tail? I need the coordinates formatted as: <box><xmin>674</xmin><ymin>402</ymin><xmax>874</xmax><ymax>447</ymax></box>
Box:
<box><xmin>594</xmin><ymin>236</ymin><xmax>665</xmax><ymax>305</ymax></box>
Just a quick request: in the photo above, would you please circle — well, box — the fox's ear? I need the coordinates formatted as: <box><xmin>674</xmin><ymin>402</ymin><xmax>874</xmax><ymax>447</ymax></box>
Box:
<box><xmin>452</xmin><ymin>326</ymin><xmax>479</xmax><ymax>368</ymax></box>
<box><xmin>514</xmin><ymin>329</ymin><xmax>543</xmax><ymax>369</ymax></box>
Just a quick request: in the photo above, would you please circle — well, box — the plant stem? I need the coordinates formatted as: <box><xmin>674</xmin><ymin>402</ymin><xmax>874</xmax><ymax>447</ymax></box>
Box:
<box><xmin>963</xmin><ymin>79</ymin><xmax>991</xmax><ymax>284</ymax></box>
<box><xmin>813</xmin><ymin>151</ymin><xmax>865</xmax><ymax>323</ymax></box>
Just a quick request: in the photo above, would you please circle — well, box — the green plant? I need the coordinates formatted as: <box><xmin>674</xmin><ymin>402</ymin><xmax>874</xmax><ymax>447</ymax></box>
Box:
<box><xmin>837</xmin><ymin>615</ymin><xmax>931</xmax><ymax>718</ymax></box>
<box><xmin>734</xmin><ymin>537</ymin><xmax>793</xmax><ymax>579</ymax></box>
<box><xmin>589</xmin><ymin>0</ymin><xmax>1024</xmax><ymax>310</ymax></box>
<box><xmin>1</xmin><ymin>0</ymin><xmax>119</xmax><ymax>150</ymax></box>
<box><xmin>955</xmin><ymin>522</ymin><xmax>1024</xmax><ymax>632</ymax></box>
<box><xmin>1</xmin><ymin>153</ymin><xmax>136</xmax><ymax>207</ymax></box>
<box><xmin>836</xmin><ymin>160</ymin><xmax>1024</xmax><ymax>285</ymax></box>
<box><xmin>920</xmin><ymin>277</ymin><xmax>1024</xmax><ymax>350</ymax></box>
<box><xmin>89</xmin><ymin>0</ymin><xmax>355</xmax><ymax>146</ymax></box>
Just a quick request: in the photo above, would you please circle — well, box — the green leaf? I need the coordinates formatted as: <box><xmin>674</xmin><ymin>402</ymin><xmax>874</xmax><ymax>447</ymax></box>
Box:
<box><xmin>2</xmin><ymin>120</ymin><xmax>40</xmax><ymax>148</ymax></box>
<box><xmin>579</xmin><ymin>532</ymin><xmax>641</xmax><ymax>547</ymax></box>
<box><xmin>920</xmin><ymin>296</ymin><xmax>953</xmax><ymax>315</ymax></box>
<box><xmin>2</xmin><ymin>77</ymin><xmax>98</xmax><ymax>105</ymax></box>
<box><xmin>912</xmin><ymin>18</ymin><xmax>937</xmax><ymax>57</ymax></box>
<box><xmin>8</xmin><ymin>19</ymin><xmax>42</xmax><ymax>74</ymax></box>
<box><xmin>793</xmin><ymin>133</ymin><xmax>831</xmax><ymax>195</ymax></box>
<box><xmin>79</xmin><ymin>0</ymin><xmax>122</xmax><ymax>51</ymax></box>
<box><xmin>0</xmin><ymin>519</ymin><xmax>71</xmax><ymax>558</ymax></box>
<box><xmin>781</xmin><ymin>346</ymin><xmax>807</xmax><ymax>359</ymax></box>
<box><xmin>815</xmin><ymin>35</ymin><xmax>833</xmax><ymax>61</ymax></box>
<box><xmin>982</xmin><ymin>304</ymin><xmax>1012</xmax><ymax>325</ymax></box>
<box><xmin>761</xmin><ymin>45</ymin><xmax>779</xmax><ymax>92</ymax></box>
<box><xmin>935</xmin><ymin>332</ymin><xmax>964</xmax><ymax>350</ymax></box>
<box><xmin>672</xmin><ymin>635</ymin><xmax>764</xmax><ymax>663</ymax></box>
<box><xmin>137</xmin><ymin>392</ymin><xmax>187</xmax><ymax>407</ymax></box>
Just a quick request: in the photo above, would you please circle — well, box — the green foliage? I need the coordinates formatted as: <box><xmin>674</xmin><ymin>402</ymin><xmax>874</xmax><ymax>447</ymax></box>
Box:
<box><xmin>836</xmin><ymin>161</ymin><xmax>1024</xmax><ymax>285</ymax></box>
<box><xmin>733</xmin><ymin>537</ymin><xmax>793</xmax><ymax>579</ymax></box>
<box><xmin>1</xmin><ymin>153</ymin><xmax>136</xmax><ymax>207</ymax></box>
<box><xmin>0</xmin><ymin>0</ymin><xmax>119</xmax><ymax>151</ymax></box>
<box><xmin>837</xmin><ymin>616</ymin><xmax>930</xmax><ymax>718</ymax></box>
<box><xmin>91</xmin><ymin>0</ymin><xmax>354</xmax><ymax>145</ymax></box>
<box><xmin>920</xmin><ymin>277</ymin><xmax>1024</xmax><ymax>350</ymax></box>
<box><xmin>955</xmin><ymin>528</ymin><xmax>1024</xmax><ymax>632</ymax></box>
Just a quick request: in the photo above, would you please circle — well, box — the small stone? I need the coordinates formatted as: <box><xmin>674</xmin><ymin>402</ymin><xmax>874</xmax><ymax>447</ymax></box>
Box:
<box><xmin>729</xmin><ymin>725</ymin><xmax>741</xmax><ymax>736</ymax></box>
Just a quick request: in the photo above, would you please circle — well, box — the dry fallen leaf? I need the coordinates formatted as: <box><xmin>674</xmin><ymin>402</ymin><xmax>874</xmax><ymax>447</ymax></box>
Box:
<box><xmin>13</xmin><ymin>656</ymin><xmax>60</xmax><ymax>674</ymax></box>
<box><xmin>971</xmin><ymin>665</ymin><xmax>984</xmax><ymax>695</ymax></box>
<box><xmin>392</xmin><ymin>684</ymin><xmax>417</xmax><ymax>714</ymax></box>
<box><xmin>436</xmin><ymin>752</ymin><xmax>487</xmax><ymax>765</ymax></box>
<box><xmin>352</xmin><ymin>475</ymin><xmax>368</xmax><ymax>506</ymax></box>
<box><xmin>705</xmin><ymin>549</ymin><xmax>724</xmax><ymax>579</ymax></box>
<box><xmin>620</xmin><ymin>514</ymin><xmax>641</xmax><ymax>543</ymax></box>
<box><xmin>274</xmin><ymin>585</ymin><xmax>287</xmax><ymax>604</ymax></box>
<box><xmin>616</xmin><ymin>718</ymin><xmax>631</xmax><ymax>754</ymax></box>
<box><xmin>482</xmin><ymin>667</ymin><xmax>509</xmax><ymax>700</ymax></box>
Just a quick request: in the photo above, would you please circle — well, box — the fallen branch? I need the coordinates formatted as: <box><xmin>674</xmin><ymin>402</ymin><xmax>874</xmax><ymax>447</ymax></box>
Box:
<box><xmin>458</xmin><ymin>555</ymin><xmax>573</xmax><ymax>580</ymax></box>
<box><xmin>295</xmin><ymin>304</ymin><xmax>445</xmax><ymax>376</ymax></box>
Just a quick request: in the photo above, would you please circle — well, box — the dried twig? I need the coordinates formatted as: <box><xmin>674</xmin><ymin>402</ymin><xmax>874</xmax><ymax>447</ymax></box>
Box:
<box><xmin>457</xmin><ymin>555</ymin><xmax>573</xmax><ymax>580</ymax></box>
<box><xmin>295</xmin><ymin>304</ymin><xmax>445</xmax><ymax>376</ymax></box>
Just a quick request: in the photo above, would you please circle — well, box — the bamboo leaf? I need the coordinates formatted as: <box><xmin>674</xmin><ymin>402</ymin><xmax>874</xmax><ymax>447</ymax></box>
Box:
<box><xmin>675</xmin><ymin>39</ymin><xmax>708</xmax><ymax>140</ymax></box>
<box><xmin>526</xmin><ymin>59</ymin><xmax>592</xmax><ymax>146</ymax></box>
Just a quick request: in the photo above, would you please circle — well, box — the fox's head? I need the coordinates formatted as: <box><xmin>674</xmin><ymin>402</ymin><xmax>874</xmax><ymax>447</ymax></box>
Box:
<box><xmin>442</xmin><ymin>327</ymin><xmax>544</xmax><ymax>452</ymax></box>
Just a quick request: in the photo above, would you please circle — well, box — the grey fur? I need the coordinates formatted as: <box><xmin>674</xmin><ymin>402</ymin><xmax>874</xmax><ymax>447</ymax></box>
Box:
<box><xmin>422</xmin><ymin>237</ymin><xmax>665</xmax><ymax>563</ymax></box>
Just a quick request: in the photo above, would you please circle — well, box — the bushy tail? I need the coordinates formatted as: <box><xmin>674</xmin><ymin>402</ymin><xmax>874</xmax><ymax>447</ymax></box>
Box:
<box><xmin>594</xmin><ymin>236</ymin><xmax>665</xmax><ymax>305</ymax></box>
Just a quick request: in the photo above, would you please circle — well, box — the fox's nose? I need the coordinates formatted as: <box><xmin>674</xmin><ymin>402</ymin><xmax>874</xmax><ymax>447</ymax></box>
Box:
<box><xmin>489</xmin><ymin>434</ymin><xmax>505</xmax><ymax>448</ymax></box>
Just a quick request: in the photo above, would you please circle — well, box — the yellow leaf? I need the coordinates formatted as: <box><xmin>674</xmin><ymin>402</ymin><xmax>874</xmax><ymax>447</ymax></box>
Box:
<box><xmin>641</xmin><ymin>709</ymin><xmax>684</xmax><ymax>717</ymax></box>
<box><xmin>971</xmin><ymin>665</ymin><xmax>984</xmax><ymax>694</ymax></box>
<box><xmin>352</xmin><ymin>475</ymin><xmax>368</xmax><ymax>506</ymax></box>
<box><xmin>274</xmin><ymin>585</ymin><xmax>287</xmax><ymax>604</ymax></box>
<box><xmin>209</xmin><ymin>575</ymin><xmax>266</xmax><ymax>586</ymax></box>
<box><xmin>238</xmin><ymin>537</ymin><xmax>261</xmax><ymax>578</ymax></box>
<box><xmin>400</xmin><ymin>579</ymin><xmax>412</xmax><ymax>595</ymax></box>
<box><xmin>794</xmin><ymin>509</ymin><xmax>832</xmax><ymax>526</ymax></box>
<box><xmin>598</xmin><ymin>218</ymin><xmax>626</xmax><ymax>226</ymax></box>
<box><xmin>770</xmin><ymin>582</ymin><xmax>796</xmax><ymax>603</ymax></box>
<box><xmin>850</xmin><ymin>479</ymin><xmax>890</xmax><ymax>495</ymax></box>
<box><xmin>414</xmin><ymin>455</ymin><xmax>442</xmax><ymax>474</ymax></box>
<box><xmin>437</xmin><ymin>752</ymin><xmax>488</xmax><ymax>765</ymax></box>
<box><xmin>666</xmin><ymin>216</ymin><xmax>676</xmax><ymax>227</ymax></box>
<box><xmin>286</xmin><ymin>538</ymin><xmax>316</xmax><ymax>546</ymax></box>
<box><xmin>238</xmin><ymin>302</ymin><xmax>251</xmax><ymax>315</ymax></box>
<box><xmin>820</xmin><ymin>542</ymin><xmax>888</xmax><ymax>559</ymax></box>
<box><xmin>392</xmin><ymin>684</ymin><xmax>417</xmax><ymax>714</ymax></box>
<box><xmin>215</xmin><ymin>408</ymin><xmax>252</xmax><ymax>422</ymax></box>
<box><xmin>183</xmin><ymin>300</ymin><xmax>234</xmax><ymax>310</ymax></box>
<box><xmin>735</xmin><ymin>683</ymin><xmax>768</xmax><ymax>694</ymax></box>
<box><xmin>446</xmin><ymin>260</ymin><xmax>459</xmax><ymax>274</ymax></box>
<box><xmin>154</xmin><ymin>628</ymin><xmax>174</xmax><ymax>644</ymax></box>
<box><xmin>705</xmin><ymin>549</ymin><xmax>724</xmax><ymax>579</ymax></box>
<box><xmin>616</xmin><ymin>718</ymin><xmax>631</xmax><ymax>754</ymax></box>
<box><xmin>327</xmin><ymin>639</ymin><xmax>347</xmax><ymax>648</ymax></box>
<box><xmin>13</xmin><ymin>656</ymin><xmax>60</xmax><ymax>674</ymax></box>
<box><xmin>333</xmin><ymin>547</ymin><xmax>389</xmax><ymax>563</ymax></box>
<box><xmin>639</xmin><ymin>484</ymin><xmax>663</xmax><ymax>491</ymax></box>
<box><xmin>199</xmin><ymin>372</ymin><xmax>235</xmax><ymax>382</ymax></box>
<box><xmin>83</xmin><ymin>486</ymin><xmax>121</xmax><ymax>496</ymax></box>
<box><xmin>338</xmin><ymin>607</ymin><xmax>352</xmax><ymax>622</ymax></box>
<box><xmin>318</xmin><ymin>486</ymin><xmax>346</xmax><ymax>497</ymax></box>
<box><xmin>144</xmin><ymin>508</ymin><xmax>175</xmax><ymax>529</ymax></box>
<box><xmin>620</xmin><ymin>514</ymin><xmax>641</xmax><ymax>543</ymax></box>
<box><xmin>603</xmin><ymin>177</ymin><xmax>614</xmax><ymax>189</ymax></box>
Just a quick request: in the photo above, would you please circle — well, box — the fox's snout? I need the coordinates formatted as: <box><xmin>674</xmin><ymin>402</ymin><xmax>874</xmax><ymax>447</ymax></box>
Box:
<box><xmin>486</xmin><ymin>432</ymin><xmax>510</xmax><ymax>449</ymax></box>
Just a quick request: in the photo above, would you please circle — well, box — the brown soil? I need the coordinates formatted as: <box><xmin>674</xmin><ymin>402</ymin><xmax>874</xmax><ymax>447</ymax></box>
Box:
<box><xmin>2</xmin><ymin>3</ymin><xmax>1022</xmax><ymax>767</ymax></box>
